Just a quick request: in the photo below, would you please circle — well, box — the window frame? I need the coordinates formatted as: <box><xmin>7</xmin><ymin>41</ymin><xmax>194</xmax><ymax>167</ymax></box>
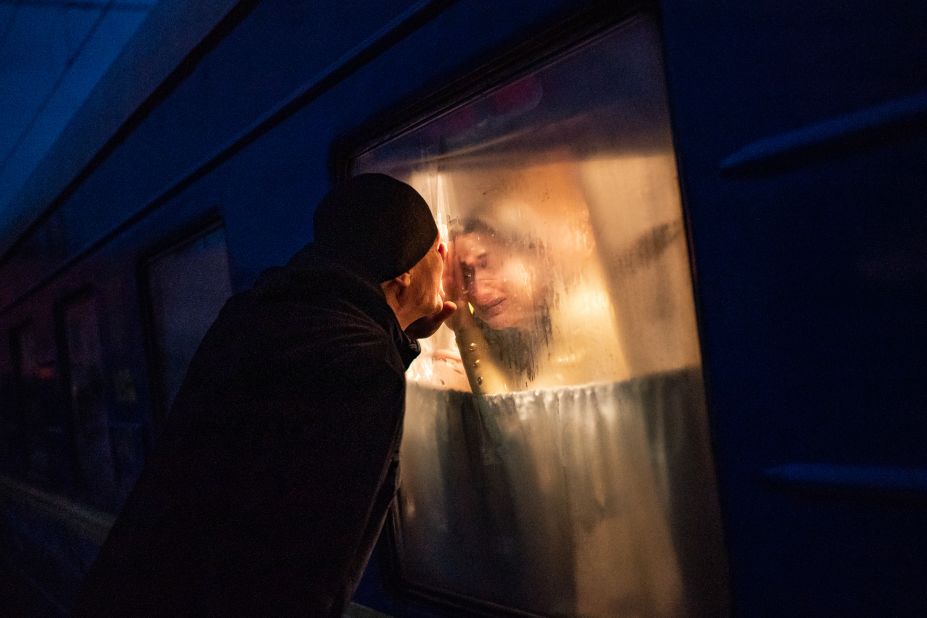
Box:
<box><xmin>331</xmin><ymin>6</ymin><xmax>702</xmax><ymax>616</ymax></box>
<box><xmin>330</xmin><ymin>1</ymin><xmax>650</xmax><ymax>180</ymax></box>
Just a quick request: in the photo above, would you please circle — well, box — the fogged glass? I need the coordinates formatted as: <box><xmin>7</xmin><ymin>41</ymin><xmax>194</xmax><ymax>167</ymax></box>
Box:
<box><xmin>147</xmin><ymin>226</ymin><xmax>233</xmax><ymax>415</ymax></box>
<box><xmin>354</xmin><ymin>16</ymin><xmax>728</xmax><ymax>617</ymax></box>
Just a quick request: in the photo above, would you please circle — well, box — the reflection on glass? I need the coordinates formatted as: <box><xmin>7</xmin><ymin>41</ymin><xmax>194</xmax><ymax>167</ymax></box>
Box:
<box><xmin>147</xmin><ymin>225</ymin><xmax>233</xmax><ymax>415</ymax></box>
<box><xmin>355</xmin><ymin>16</ymin><xmax>727</xmax><ymax>617</ymax></box>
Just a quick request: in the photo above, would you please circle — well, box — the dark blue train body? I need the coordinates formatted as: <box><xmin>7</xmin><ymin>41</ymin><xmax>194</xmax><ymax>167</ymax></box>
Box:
<box><xmin>0</xmin><ymin>0</ymin><xmax>925</xmax><ymax>615</ymax></box>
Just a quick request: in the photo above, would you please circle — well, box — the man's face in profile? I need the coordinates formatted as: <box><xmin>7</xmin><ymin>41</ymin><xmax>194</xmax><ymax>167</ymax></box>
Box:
<box><xmin>408</xmin><ymin>237</ymin><xmax>447</xmax><ymax>318</ymax></box>
<box><xmin>454</xmin><ymin>231</ymin><xmax>542</xmax><ymax>331</ymax></box>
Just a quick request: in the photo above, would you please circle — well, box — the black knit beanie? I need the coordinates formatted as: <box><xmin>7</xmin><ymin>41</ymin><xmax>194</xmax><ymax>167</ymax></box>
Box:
<box><xmin>313</xmin><ymin>173</ymin><xmax>438</xmax><ymax>283</ymax></box>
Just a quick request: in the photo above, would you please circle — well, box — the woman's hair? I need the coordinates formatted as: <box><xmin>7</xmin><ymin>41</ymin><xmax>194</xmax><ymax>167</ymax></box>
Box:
<box><xmin>449</xmin><ymin>210</ymin><xmax>541</xmax><ymax>252</ymax></box>
<box><xmin>477</xmin><ymin>306</ymin><xmax>552</xmax><ymax>384</ymax></box>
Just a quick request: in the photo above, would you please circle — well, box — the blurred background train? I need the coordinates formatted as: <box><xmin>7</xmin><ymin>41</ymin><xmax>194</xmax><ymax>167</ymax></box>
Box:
<box><xmin>0</xmin><ymin>0</ymin><xmax>925</xmax><ymax>615</ymax></box>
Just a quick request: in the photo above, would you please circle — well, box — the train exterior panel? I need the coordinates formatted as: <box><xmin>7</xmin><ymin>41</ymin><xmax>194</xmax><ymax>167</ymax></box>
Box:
<box><xmin>0</xmin><ymin>0</ymin><xmax>925</xmax><ymax>615</ymax></box>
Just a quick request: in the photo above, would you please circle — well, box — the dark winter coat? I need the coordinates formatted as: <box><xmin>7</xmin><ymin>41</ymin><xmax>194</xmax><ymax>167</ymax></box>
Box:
<box><xmin>74</xmin><ymin>247</ymin><xmax>419</xmax><ymax>617</ymax></box>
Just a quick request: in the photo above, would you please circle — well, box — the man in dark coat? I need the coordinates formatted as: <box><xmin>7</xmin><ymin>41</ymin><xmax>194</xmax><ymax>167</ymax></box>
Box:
<box><xmin>74</xmin><ymin>174</ymin><xmax>455</xmax><ymax>616</ymax></box>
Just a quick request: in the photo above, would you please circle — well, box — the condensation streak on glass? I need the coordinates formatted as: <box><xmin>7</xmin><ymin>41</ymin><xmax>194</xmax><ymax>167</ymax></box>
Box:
<box><xmin>147</xmin><ymin>226</ymin><xmax>233</xmax><ymax>416</ymax></box>
<box><xmin>355</xmin><ymin>17</ymin><xmax>728</xmax><ymax>617</ymax></box>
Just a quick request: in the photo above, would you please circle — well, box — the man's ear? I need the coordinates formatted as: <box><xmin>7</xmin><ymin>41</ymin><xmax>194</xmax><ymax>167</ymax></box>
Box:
<box><xmin>393</xmin><ymin>271</ymin><xmax>412</xmax><ymax>289</ymax></box>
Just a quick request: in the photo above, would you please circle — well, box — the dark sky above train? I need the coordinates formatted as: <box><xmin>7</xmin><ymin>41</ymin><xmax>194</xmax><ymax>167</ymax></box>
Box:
<box><xmin>0</xmin><ymin>0</ymin><xmax>156</xmax><ymax>221</ymax></box>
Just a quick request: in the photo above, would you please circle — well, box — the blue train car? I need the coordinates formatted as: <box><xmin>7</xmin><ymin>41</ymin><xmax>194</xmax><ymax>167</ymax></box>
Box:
<box><xmin>0</xmin><ymin>0</ymin><xmax>925</xmax><ymax>615</ymax></box>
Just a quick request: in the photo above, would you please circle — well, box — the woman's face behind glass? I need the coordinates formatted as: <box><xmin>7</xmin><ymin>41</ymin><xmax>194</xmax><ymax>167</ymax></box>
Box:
<box><xmin>453</xmin><ymin>231</ymin><xmax>545</xmax><ymax>331</ymax></box>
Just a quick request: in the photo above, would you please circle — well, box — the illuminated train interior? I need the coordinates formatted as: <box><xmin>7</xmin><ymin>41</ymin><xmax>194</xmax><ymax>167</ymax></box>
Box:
<box><xmin>0</xmin><ymin>0</ymin><xmax>925</xmax><ymax>615</ymax></box>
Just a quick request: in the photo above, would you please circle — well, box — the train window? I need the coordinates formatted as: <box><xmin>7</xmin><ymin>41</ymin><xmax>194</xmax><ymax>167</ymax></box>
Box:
<box><xmin>8</xmin><ymin>325</ymin><xmax>37</xmax><ymax>474</ymax></box>
<box><xmin>145</xmin><ymin>224</ymin><xmax>233</xmax><ymax>417</ymax></box>
<box><xmin>8</xmin><ymin>323</ymin><xmax>65</xmax><ymax>487</ymax></box>
<box><xmin>353</xmin><ymin>16</ymin><xmax>727</xmax><ymax>616</ymax></box>
<box><xmin>59</xmin><ymin>293</ymin><xmax>117</xmax><ymax>510</ymax></box>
